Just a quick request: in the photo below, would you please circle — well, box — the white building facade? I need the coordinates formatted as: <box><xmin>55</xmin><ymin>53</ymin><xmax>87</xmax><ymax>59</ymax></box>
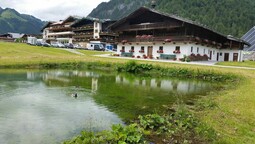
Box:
<box><xmin>117</xmin><ymin>42</ymin><xmax>243</xmax><ymax>61</ymax></box>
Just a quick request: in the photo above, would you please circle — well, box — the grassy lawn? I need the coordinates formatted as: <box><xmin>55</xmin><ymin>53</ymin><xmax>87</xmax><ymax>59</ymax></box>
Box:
<box><xmin>217</xmin><ymin>61</ymin><xmax>255</xmax><ymax>68</ymax></box>
<box><xmin>1</xmin><ymin>42</ymin><xmax>255</xmax><ymax>143</ymax></box>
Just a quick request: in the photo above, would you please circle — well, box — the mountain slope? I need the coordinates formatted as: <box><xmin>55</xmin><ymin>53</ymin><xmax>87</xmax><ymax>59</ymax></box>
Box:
<box><xmin>88</xmin><ymin>0</ymin><xmax>255</xmax><ymax>37</ymax></box>
<box><xmin>88</xmin><ymin>0</ymin><xmax>149</xmax><ymax>20</ymax></box>
<box><xmin>0</xmin><ymin>8</ymin><xmax>45</xmax><ymax>34</ymax></box>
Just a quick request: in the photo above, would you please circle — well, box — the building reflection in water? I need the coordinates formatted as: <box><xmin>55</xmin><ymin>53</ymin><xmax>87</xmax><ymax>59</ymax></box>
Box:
<box><xmin>116</xmin><ymin>75</ymin><xmax>209</xmax><ymax>94</ymax></box>
<box><xmin>26</xmin><ymin>71</ymin><xmax>211</xmax><ymax>94</ymax></box>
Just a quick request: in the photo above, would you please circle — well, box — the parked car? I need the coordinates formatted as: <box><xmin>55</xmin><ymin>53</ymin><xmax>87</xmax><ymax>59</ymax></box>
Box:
<box><xmin>64</xmin><ymin>43</ymin><xmax>74</xmax><ymax>49</ymax></box>
<box><xmin>51</xmin><ymin>42</ymin><xmax>65</xmax><ymax>48</ymax></box>
<box><xmin>74</xmin><ymin>44</ymin><xmax>83</xmax><ymax>49</ymax></box>
<box><xmin>94</xmin><ymin>44</ymin><xmax>105</xmax><ymax>51</ymax></box>
<box><xmin>36</xmin><ymin>41</ymin><xmax>42</xmax><ymax>46</ymax></box>
<box><xmin>87</xmin><ymin>43</ymin><xmax>105</xmax><ymax>51</ymax></box>
<box><xmin>41</xmin><ymin>42</ymin><xmax>51</xmax><ymax>47</ymax></box>
<box><xmin>51</xmin><ymin>42</ymin><xmax>59</xmax><ymax>47</ymax></box>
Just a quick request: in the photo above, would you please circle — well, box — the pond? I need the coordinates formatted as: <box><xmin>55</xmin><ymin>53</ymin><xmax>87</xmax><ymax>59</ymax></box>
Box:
<box><xmin>0</xmin><ymin>70</ymin><xmax>218</xmax><ymax>144</ymax></box>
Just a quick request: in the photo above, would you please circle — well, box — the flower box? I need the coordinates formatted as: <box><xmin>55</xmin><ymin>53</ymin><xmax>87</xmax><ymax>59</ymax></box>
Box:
<box><xmin>173</xmin><ymin>50</ymin><xmax>181</xmax><ymax>54</ymax></box>
<box><xmin>129</xmin><ymin>50</ymin><xmax>135</xmax><ymax>53</ymax></box>
<box><xmin>164</xmin><ymin>39</ymin><xmax>172</xmax><ymax>42</ymax></box>
<box><xmin>121</xmin><ymin>40</ymin><xmax>128</xmax><ymax>43</ymax></box>
<box><xmin>120</xmin><ymin>50</ymin><xmax>125</xmax><ymax>52</ymax></box>
<box><xmin>139</xmin><ymin>50</ymin><xmax>145</xmax><ymax>53</ymax></box>
<box><xmin>157</xmin><ymin>50</ymin><xmax>164</xmax><ymax>53</ymax></box>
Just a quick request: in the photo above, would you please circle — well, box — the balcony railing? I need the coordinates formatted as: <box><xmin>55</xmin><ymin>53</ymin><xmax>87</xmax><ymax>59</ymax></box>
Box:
<box><xmin>49</xmin><ymin>26</ymin><xmax>72</xmax><ymax>31</ymax></box>
<box><xmin>118</xmin><ymin>35</ymin><xmax>195</xmax><ymax>43</ymax></box>
<box><xmin>73</xmin><ymin>25</ymin><xmax>94</xmax><ymax>31</ymax></box>
<box><xmin>121</xmin><ymin>22</ymin><xmax>181</xmax><ymax>31</ymax></box>
<box><xmin>100</xmin><ymin>32</ymin><xmax>118</xmax><ymax>36</ymax></box>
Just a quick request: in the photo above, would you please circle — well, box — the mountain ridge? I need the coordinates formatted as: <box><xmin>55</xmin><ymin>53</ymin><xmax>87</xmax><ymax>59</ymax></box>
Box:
<box><xmin>0</xmin><ymin>7</ymin><xmax>45</xmax><ymax>34</ymax></box>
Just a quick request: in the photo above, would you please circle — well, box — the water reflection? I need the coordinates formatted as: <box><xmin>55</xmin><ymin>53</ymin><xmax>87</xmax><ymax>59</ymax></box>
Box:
<box><xmin>0</xmin><ymin>70</ymin><xmax>217</xmax><ymax>144</ymax></box>
<box><xmin>116</xmin><ymin>75</ymin><xmax>209</xmax><ymax>94</ymax></box>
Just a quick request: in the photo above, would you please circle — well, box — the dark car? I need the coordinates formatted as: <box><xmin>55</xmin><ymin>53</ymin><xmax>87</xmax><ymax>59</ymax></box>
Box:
<box><xmin>94</xmin><ymin>44</ymin><xmax>105</xmax><ymax>51</ymax></box>
<box><xmin>65</xmin><ymin>43</ymin><xmax>74</xmax><ymax>49</ymax></box>
<box><xmin>36</xmin><ymin>41</ymin><xmax>42</xmax><ymax>46</ymax></box>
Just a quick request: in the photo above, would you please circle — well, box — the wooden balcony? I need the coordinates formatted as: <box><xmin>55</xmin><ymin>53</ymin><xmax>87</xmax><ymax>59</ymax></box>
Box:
<box><xmin>118</xmin><ymin>35</ymin><xmax>195</xmax><ymax>43</ymax></box>
<box><xmin>100</xmin><ymin>32</ymin><xmax>118</xmax><ymax>36</ymax></box>
<box><xmin>73</xmin><ymin>33</ymin><xmax>93</xmax><ymax>38</ymax></box>
<box><xmin>49</xmin><ymin>26</ymin><xmax>72</xmax><ymax>31</ymax></box>
<box><xmin>120</xmin><ymin>22</ymin><xmax>181</xmax><ymax>31</ymax></box>
<box><xmin>73</xmin><ymin>25</ymin><xmax>94</xmax><ymax>31</ymax></box>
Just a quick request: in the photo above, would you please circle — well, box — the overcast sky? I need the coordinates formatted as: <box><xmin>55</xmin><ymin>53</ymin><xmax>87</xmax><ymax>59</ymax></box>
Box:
<box><xmin>0</xmin><ymin>0</ymin><xmax>110</xmax><ymax>21</ymax></box>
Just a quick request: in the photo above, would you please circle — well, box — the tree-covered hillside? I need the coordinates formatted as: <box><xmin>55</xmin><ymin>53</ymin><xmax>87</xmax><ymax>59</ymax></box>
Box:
<box><xmin>88</xmin><ymin>0</ymin><xmax>255</xmax><ymax>37</ymax></box>
<box><xmin>89</xmin><ymin>0</ymin><xmax>149</xmax><ymax>21</ymax></box>
<box><xmin>0</xmin><ymin>7</ymin><xmax>45</xmax><ymax>34</ymax></box>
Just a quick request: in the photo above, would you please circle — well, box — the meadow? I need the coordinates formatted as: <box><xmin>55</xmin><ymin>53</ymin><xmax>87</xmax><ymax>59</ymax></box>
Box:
<box><xmin>1</xmin><ymin>42</ymin><xmax>255</xmax><ymax>143</ymax></box>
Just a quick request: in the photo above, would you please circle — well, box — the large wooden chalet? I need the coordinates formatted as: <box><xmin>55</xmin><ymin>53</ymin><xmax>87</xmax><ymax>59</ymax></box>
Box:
<box><xmin>110</xmin><ymin>7</ymin><xmax>249</xmax><ymax>62</ymax></box>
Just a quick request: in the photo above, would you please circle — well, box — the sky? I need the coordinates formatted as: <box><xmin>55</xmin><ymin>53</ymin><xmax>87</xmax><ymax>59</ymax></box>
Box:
<box><xmin>0</xmin><ymin>0</ymin><xmax>110</xmax><ymax>21</ymax></box>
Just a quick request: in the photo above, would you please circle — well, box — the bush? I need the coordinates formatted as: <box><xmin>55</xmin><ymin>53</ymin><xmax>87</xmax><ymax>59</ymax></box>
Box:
<box><xmin>116</xmin><ymin>61</ymin><xmax>153</xmax><ymax>73</ymax></box>
<box><xmin>64</xmin><ymin>109</ymin><xmax>217</xmax><ymax>144</ymax></box>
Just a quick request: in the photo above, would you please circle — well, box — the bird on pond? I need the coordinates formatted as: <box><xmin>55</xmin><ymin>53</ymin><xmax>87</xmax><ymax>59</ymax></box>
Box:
<box><xmin>72</xmin><ymin>93</ymin><xmax>78</xmax><ymax>98</ymax></box>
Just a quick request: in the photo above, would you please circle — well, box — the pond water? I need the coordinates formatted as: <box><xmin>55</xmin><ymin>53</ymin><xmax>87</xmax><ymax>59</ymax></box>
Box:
<box><xmin>0</xmin><ymin>70</ymin><xmax>217</xmax><ymax>144</ymax></box>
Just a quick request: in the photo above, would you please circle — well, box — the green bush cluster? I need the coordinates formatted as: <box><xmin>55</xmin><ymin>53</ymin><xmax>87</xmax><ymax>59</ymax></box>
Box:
<box><xmin>115</xmin><ymin>61</ymin><xmax>238</xmax><ymax>82</ymax></box>
<box><xmin>63</xmin><ymin>109</ymin><xmax>217</xmax><ymax>144</ymax></box>
<box><xmin>116</xmin><ymin>61</ymin><xmax>153</xmax><ymax>73</ymax></box>
<box><xmin>64</xmin><ymin>124</ymin><xmax>147</xmax><ymax>144</ymax></box>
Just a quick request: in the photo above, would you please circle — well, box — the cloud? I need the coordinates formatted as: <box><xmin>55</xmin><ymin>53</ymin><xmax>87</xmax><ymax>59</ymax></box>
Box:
<box><xmin>0</xmin><ymin>0</ymin><xmax>109</xmax><ymax>21</ymax></box>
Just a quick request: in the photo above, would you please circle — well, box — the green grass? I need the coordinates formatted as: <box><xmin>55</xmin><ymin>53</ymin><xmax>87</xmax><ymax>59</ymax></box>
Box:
<box><xmin>217</xmin><ymin>61</ymin><xmax>255</xmax><ymax>68</ymax></box>
<box><xmin>1</xmin><ymin>42</ymin><xmax>255</xmax><ymax>143</ymax></box>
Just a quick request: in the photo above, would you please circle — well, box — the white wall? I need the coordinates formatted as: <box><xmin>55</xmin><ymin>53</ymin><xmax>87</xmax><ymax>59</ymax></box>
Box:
<box><xmin>117</xmin><ymin>42</ymin><xmax>242</xmax><ymax>61</ymax></box>
<box><xmin>93</xmin><ymin>21</ymin><xmax>102</xmax><ymax>39</ymax></box>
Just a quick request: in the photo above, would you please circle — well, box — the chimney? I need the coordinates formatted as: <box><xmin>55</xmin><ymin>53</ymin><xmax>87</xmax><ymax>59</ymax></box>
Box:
<box><xmin>151</xmin><ymin>0</ymin><xmax>156</xmax><ymax>9</ymax></box>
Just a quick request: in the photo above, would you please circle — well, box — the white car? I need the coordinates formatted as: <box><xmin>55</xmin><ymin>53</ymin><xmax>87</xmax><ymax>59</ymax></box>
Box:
<box><xmin>74</xmin><ymin>44</ymin><xmax>83</xmax><ymax>49</ymax></box>
<box><xmin>51</xmin><ymin>42</ymin><xmax>65</xmax><ymax>48</ymax></box>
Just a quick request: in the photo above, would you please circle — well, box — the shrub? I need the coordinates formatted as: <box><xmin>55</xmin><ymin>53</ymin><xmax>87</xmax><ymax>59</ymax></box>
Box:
<box><xmin>116</xmin><ymin>61</ymin><xmax>153</xmax><ymax>73</ymax></box>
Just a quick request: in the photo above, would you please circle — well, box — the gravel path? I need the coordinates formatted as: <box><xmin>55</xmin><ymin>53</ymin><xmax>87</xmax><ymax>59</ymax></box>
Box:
<box><xmin>62</xmin><ymin>49</ymin><xmax>85</xmax><ymax>55</ymax></box>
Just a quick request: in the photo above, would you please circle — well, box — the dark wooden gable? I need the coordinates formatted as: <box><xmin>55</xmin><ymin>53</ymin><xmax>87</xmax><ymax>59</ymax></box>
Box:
<box><xmin>111</xmin><ymin>7</ymin><xmax>183</xmax><ymax>32</ymax></box>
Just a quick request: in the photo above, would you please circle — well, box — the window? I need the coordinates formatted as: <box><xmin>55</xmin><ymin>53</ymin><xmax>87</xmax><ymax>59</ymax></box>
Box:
<box><xmin>131</xmin><ymin>46</ymin><xmax>134</xmax><ymax>51</ymax></box>
<box><xmin>213</xmin><ymin>50</ymin><xmax>215</xmax><ymax>55</ymax></box>
<box><xmin>95</xmin><ymin>29</ymin><xmax>98</xmax><ymax>33</ymax></box>
<box><xmin>220</xmin><ymin>53</ymin><xmax>222</xmax><ymax>56</ymax></box>
<box><xmin>139</xmin><ymin>46</ymin><xmax>145</xmax><ymax>53</ymax></box>
<box><xmin>208</xmin><ymin>49</ymin><xmax>210</xmax><ymax>54</ymax></box>
<box><xmin>120</xmin><ymin>46</ymin><xmax>125</xmax><ymax>52</ymax></box>
<box><xmin>158</xmin><ymin>46</ymin><xmax>164</xmax><ymax>53</ymax></box>
<box><xmin>203</xmin><ymin>49</ymin><xmax>205</xmax><ymax>54</ymax></box>
<box><xmin>191</xmin><ymin>46</ymin><xmax>193</xmax><ymax>52</ymax></box>
<box><xmin>175</xmin><ymin>46</ymin><xmax>180</xmax><ymax>51</ymax></box>
<box><xmin>197</xmin><ymin>47</ymin><xmax>199</xmax><ymax>53</ymax></box>
<box><xmin>95</xmin><ymin>22</ymin><xmax>98</xmax><ymax>28</ymax></box>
